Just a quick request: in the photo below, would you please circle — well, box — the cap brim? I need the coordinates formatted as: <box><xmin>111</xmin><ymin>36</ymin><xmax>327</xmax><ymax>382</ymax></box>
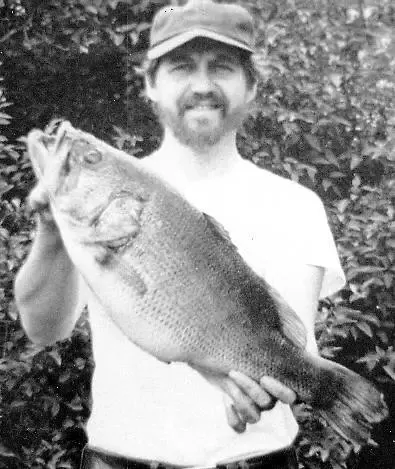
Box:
<box><xmin>147</xmin><ymin>28</ymin><xmax>254</xmax><ymax>60</ymax></box>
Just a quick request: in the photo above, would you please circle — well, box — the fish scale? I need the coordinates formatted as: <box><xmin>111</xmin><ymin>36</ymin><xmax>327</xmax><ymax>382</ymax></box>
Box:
<box><xmin>26</xmin><ymin>120</ymin><xmax>388</xmax><ymax>446</ymax></box>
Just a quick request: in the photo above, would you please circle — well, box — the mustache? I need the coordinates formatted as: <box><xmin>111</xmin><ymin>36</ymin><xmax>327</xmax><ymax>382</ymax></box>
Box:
<box><xmin>178</xmin><ymin>92</ymin><xmax>227</xmax><ymax>114</ymax></box>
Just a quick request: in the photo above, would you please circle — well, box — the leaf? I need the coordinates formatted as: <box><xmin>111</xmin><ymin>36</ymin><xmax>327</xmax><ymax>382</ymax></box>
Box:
<box><xmin>354</xmin><ymin>266</ymin><xmax>385</xmax><ymax>274</ymax></box>
<box><xmin>350</xmin><ymin>155</ymin><xmax>361</xmax><ymax>170</ymax></box>
<box><xmin>306</xmin><ymin>165</ymin><xmax>317</xmax><ymax>181</ymax></box>
<box><xmin>74</xmin><ymin>357</ymin><xmax>86</xmax><ymax>370</ymax></box>
<box><xmin>337</xmin><ymin>199</ymin><xmax>349</xmax><ymax>213</ymax></box>
<box><xmin>320</xmin><ymin>346</ymin><xmax>343</xmax><ymax>358</ymax></box>
<box><xmin>112</xmin><ymin>33</ymin><xmax>125</xmax><ymax>46</ymax></box>
<box><xmin>386</xmin><ymin>238</ymin><xmax>395</xmax><ymax>249</ymax></box>
<box><xmin>62</xmin><ymin>418</ymin><xmax>75</xmax><ymax>429</ymax></box>
<box><xmin>59</xmin><ymin>371</ymin><xmax>71</xmax><ymax>383</ymax></box>
<box><xmin>0</xmin><ymin>442</ymin><xmax>15</xmax><ymax>457</ymax></box>
<box><xmin>357</xmin><ymin>353</ymin><xmax>381</xmax><ymax>371</ymax></box>
<box><xmin>377</xmin><ymin>331</ymin><xmax>389</xmax><ymax>344</ymax></box>
<box><xmin>352</xmin><ymin>175</ymin><xmax>361</xmax><ymax>188</ymax></box>
<box><xmin>329</xmin><ymin>171</ymin><xmax>346</xmax><ymax>179</ymax></box>
<box><xmin>324</xmin><ymin>149</ymin><xmax>340</xmax><ymax>167</ymax></box>
<box><xmin>383</xmin><ymin>272</ymin><xmax>393</xmax><ymax>288</ymax></box>
<box><xmin>350</xmin><ymin>326</ymin><xmax>360</xmax><ymax>341</ymax></box>
<box><xmin>67</xmin><ymin>396</ymin><xmax>84</xmax><ymax>411</ymax></box>
<box><xmin>356</xmin><ymin>322</ymin><xmax>373</xmax><ymax>337</ymax></box>
<box><xmin>10</xmin><ymin>400</ymin><xmax>25</xmax><ymax>408</ymax></box>
<box><xmin>322</xmin><ymin>179</ymin><xmax>332</xmax><ymax>191</ymax></box>
<box><xmin>361</xmin><ymin>313</ymin><xmax>381</xmax><ymax>326</ymax></box>
<box><xmin>383</xmin><ymin>365</ymin><xmax>395</xmax><ymax>381</ymax></box>
<box><xmin>330</xmin><ymin>73</ymin><xmax>342</xmax><ymax>88</ymax></box>
<box><xmin>0</xmin><ymin>182</ymin><xmax>13</xmax><ymax>196</ymax></box>
<box><xmin>47</xmin><ymin>449</ymin><xmax>67</xmax><ymax>469</ymax></box>
<box><xmin>116</xmin><ymin>23</ymin><xmax>136</xmax><ymax>34</ymax></box>
<box><xmin>331</xmin><ymin>115</ymin><xmax>352</xmax><ymax>127</ymax></box>
<box><xmin>305</xmin><ymin>134</ymin><xmax>321</xmax><ymax>151</ymax></box>
<box><xmin>51</xmin><ymin>400</ymin><xmax>60</xmax><ymax>417</ymax></box>
<box><xmin>85</xmin><ymin>5</ymin><xmax>98</xmax><ymax>14</ymax></box>
<box><xmin>47</xmin><ymin>349</ymin><xmax>62</xmax><ymax>366</ymax></box>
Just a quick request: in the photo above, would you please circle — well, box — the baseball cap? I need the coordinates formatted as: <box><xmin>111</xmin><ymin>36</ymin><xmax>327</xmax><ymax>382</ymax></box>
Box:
<box><xmin>147</xmin><ymin>0</ymin><xmax>255</xmax><ymax>60</ymax></box>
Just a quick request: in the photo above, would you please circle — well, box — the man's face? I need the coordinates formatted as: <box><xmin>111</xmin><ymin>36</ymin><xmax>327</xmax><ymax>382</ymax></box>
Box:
<box><xmin>146</xmin><ymin>39</ymin><xmax>256</xmax><ymax>150</ymax></box>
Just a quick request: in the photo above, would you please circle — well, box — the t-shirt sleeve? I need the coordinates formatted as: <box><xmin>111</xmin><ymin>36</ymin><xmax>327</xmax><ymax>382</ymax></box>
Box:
<box><xmin>291</xmin><ymin>191</ymin><xmax>346</xmax><ymax>299</ymax></box>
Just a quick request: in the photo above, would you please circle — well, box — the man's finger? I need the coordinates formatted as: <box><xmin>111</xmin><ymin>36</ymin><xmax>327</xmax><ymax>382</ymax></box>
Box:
<box><xmin>259</xmin><ymin>376</ymin><xmax>296</xmax><ymax>405</ymax></box>
<box><xmin>228</xmin><ymin>370</ymin><xmax>274</xmax><ymax>409</ymax></box>
<box><xmin>222</xmin><ymin>378</ymin><xmax>261</xmax><ymax>423</ymax></box>
<box><xmin>223</xmin><ymin>397</ymin><xmax>247</xmax><ymax>433</ymax></box>
<box><xmin>28</xmin><ymin>185</ymin><xmax>50</xmax><ymax>213</ymax></box>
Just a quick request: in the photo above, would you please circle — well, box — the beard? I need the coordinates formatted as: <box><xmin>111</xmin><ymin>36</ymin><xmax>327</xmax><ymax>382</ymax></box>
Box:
<box><xmin>153</xmin><ymin>91</ymin><xmax>250</xmax><ymax>150</ymax></box>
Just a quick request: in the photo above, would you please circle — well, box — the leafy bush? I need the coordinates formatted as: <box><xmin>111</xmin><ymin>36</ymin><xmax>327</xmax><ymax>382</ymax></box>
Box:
<box><xmin>0</xmin><ymin>82</ymin><xmax>93</xmax><ymax>468</ymax></box>
<box><xmin>0</xmin><ymin>0</ymin><xmax>394</xmax><ymax>468</ymax></box>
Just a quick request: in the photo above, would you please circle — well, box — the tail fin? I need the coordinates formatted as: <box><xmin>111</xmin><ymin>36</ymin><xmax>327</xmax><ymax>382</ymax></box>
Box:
<box><xmin>311</xmin><ymin>357</ymin><xmax>388</xmax><ymax>445</ymax></box>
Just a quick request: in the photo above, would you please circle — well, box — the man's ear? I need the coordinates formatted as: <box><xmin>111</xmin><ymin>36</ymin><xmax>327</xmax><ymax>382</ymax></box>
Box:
<box><xmin>246</xmin><ymin>81</ymin><xmax>257</xmax><ymax>104</ymax></box>
<box><xmin>144</xmin><ymin>75</ymin><xmax>157</xmax><ymax>102</ymax></box>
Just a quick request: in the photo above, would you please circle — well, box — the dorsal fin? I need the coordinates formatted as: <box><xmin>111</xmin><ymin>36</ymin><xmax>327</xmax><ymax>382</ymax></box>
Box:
<box><xmin>203</xmin><ymin>212</ymin><xmax>234</xmax><ymax>244</ymax></box>
<box><xmin>203</xmin><ymin>212</ymin><xmax>307</xmax><ymax>349</ymax></box>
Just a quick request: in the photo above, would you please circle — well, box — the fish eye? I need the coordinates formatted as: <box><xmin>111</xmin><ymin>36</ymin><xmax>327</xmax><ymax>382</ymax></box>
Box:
<box><xmin>83</xmin><ymin>149</ymin><xmax>102</xmax><ymax>165</ymax></box>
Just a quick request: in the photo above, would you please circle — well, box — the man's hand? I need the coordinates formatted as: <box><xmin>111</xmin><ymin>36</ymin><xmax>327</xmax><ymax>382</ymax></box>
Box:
<box><xmin>28</xmin><ymin>183</ymin><xmax>57</xmax><ymax>230</ymax></box>
<box><xmin>198</xmin><ymin>368</ymin><xmax>296</xmax><ymax>433</ymax></box>
<box><xmin>224</xmin><ymin>371</ymin><xmax>296</xmax><ymax>433</ymax></box>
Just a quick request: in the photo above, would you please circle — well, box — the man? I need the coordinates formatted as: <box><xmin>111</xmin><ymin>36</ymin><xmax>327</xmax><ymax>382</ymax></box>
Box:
<box><xmin>14</xmin><ymin>0</ymin><xmax>346</xmax><ymax>468</ymax></box>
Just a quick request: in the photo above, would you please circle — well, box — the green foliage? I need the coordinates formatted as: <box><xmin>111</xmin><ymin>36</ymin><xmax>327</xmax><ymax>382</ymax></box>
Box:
<box><xmin>0</xmin><ymin>320</ymin><xmax>92</xmax><ymax>469</ymax></box>
<box><xmin>0</xmin><ymin>84</ymin><xmax>93</xmax><ymax>468</ymax></box>
<box><xmin>0</xmin><ymin>0</ymin><xmax>394</xmax><ymax>468</ymax></box>
<box><xmin>295</xmin><ymin>178</ymin><xmax>394</xmax><ymax>469</ymax></box>
<box><xmin>240</xmin><ymin>0</ymin><xmax>395</xmax><ymax>198</ymax></box>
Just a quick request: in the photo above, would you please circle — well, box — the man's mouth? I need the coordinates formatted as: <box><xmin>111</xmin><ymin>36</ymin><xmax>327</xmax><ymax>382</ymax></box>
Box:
<box><xmin>183</xmin><ymin>102</ymin><xmax>224</xmax><ymax>116</ymax></box>
<box><xmin>188</xmin><ymin>104</ymin><xmax>221</xmax><ymax>109</ymax></box>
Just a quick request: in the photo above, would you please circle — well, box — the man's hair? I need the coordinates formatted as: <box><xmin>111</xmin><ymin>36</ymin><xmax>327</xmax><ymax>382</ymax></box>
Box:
<box><xmin>142</xmin><ymin>51</ymin><xmax>260</xmax><ymax>89</ymax></box>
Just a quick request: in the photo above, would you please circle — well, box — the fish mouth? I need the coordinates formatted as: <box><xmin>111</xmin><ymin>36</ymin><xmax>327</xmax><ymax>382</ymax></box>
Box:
<box><xmin>35</xmin><ymin>120</ymin><xmax>70</xmax><ymax>152</ymax></box>
<box><xmin>28</xmin><ymin>121</ymin><xmax>73</xmax><ymax>177</ymax></box>
<box><xmin>37</xmin><ymin>133</ymin><xmax>57</xmax><ymax>149</ymax></box>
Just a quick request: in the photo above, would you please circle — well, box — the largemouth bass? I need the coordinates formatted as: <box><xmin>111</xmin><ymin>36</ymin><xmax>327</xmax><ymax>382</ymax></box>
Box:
<box><xmin>26</xmin><ymin>121</ymin><xmax>387</xmax><ymax>445</ymax></box>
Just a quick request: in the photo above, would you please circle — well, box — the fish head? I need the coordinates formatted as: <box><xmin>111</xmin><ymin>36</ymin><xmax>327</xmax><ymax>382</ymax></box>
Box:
<box><xmin>27</xmin><ymin>121</ymin><xmax>152</xmax><ymax>249</ymax></box>
<box><xmin>28</xmin><ymin>120</ymin><xmax>114</xmax><ymax>208</ymax></box>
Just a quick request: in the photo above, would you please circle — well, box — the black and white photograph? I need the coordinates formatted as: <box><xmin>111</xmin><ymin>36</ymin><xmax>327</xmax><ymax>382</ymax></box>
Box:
<box><xmin>0</xmin><ymin>1</ymin><xmax>394</xmax><ymax>468</ymax></box>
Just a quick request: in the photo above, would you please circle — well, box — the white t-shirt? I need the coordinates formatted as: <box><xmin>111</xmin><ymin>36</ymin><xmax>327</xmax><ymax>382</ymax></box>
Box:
<box><xmin>85</xmin><ymin>157</ymin><xmax>345</xmax><ymax>466</ymax></box>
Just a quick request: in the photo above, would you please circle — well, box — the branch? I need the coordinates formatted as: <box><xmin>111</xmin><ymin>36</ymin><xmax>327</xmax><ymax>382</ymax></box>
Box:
<box><xmin>0</xmin><ymin>28</ymin><xmax>21</xmax><ymax>44</ymax></box>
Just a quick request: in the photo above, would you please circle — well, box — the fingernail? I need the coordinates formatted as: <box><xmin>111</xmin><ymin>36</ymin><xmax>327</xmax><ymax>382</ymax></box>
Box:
<box><xmin>234</xmin><ymin>423</ymin><xmax>246</xmax><ymax>433</ymax></box>
<box><xmin>248</xmin><ymin>414</ymin><xmax>260</xmax><ymax>424</ymax></box>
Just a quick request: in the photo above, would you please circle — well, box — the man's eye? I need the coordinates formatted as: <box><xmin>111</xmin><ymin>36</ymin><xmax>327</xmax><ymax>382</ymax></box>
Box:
<box><xmin>213</xmin><ymin>64</ymin><xmax>233</xmax><ymax>72</ymax></box>
<box><xmin>171</xmin><ymin>63</ymin><xmax>193</xmax><ymax>72</ymax></box>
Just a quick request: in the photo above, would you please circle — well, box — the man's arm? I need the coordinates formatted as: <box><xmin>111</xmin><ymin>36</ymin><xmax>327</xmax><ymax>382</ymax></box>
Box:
<box><xmin>14</xmin><ymin>186</ymin><xmax>83</xmax><ymax>346</ymax></box>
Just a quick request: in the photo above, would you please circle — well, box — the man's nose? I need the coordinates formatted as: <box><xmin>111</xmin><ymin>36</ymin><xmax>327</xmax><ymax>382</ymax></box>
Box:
<box><xmin>189</xmin><ymin>67</ymin><xmax>216</xmax><ymax>93</ymax></box>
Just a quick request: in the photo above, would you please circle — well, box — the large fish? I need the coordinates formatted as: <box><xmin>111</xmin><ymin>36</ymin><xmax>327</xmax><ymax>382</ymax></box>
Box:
<box><xmin>26</xmin><ymin>121</ymin><xmax>387</xmax><ymax>445</ymax></box>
